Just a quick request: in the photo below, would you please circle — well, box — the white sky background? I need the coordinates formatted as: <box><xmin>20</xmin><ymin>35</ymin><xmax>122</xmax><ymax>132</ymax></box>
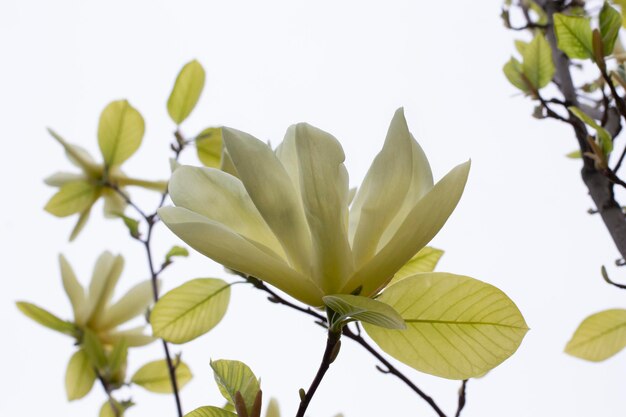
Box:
<box><xmin>1</xmin><ymin>0</ymin><xmax>625</xmax><ymax>416</ymax></box>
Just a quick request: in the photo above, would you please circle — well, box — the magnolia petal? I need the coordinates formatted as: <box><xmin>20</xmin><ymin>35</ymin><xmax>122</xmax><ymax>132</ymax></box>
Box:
<box><xmin>341</xmin><ymin>160</ymin><xmax>470</xmax><ymax>297</ymax></box>
<box><xmin>115</xmin><ymin>176</ymin><xmax>168</xmax><ymax>192</ymax></box>
<box><xmin>44</xmin><ymin>172</ymin><xmax>87</xmax><ymax>187</ymax></box>
<box><xmin>377</xmin><ymin>134</ymin><xmax>434</xmax><ymax>249</ymax></box>
<box><xmin>106</xmin><ymin>326</ymin><xmax>154</xmax><ymax>347</ymax></box>
<box><xmin>275</xmin><ymin>125</ymin><xmax>302</xmax><ymax>196</ymax></box>
<box><xmin>293</xmin><ymin>123</ymin><xmax>353</xmax><ymax>293</ymax></box>
<box><xmin>349</xmin><ymin>109</ymin><xmax>414</xmax><ymax>267</ymax></box>
<box><xmin>168</xmin><ymin>166</ymin><xmax>285</xmax><ymax>259</ymax></box>
<box><xmin>221</xmin><ymin>127</ymin><xmax>312</xmax><ymax>273</ymax></box>
<box><xmin>98</xmin><ymin>280</ymin><xmax>155</xmax><ymax>330</ymax></box>
<box><xmin>85</xmin><ymin>252</ymin><xmax>124</xmax><ymax>325</ymax></box>
<box><xmin>69</xmin><ymin>205</ymin><xmax>93</xmax><ymax>242</ymax></box>
<box><xmin>59</xmin><ymin>255</ymin><xmax>87</xmax><ymax>326</ymax></box>
<box><xmin>48</xmin><ymin>128</ymin><xmax>101</xmax><ymax>176</ymax></box>
<box><xmin>158</xmin><ymin>206</ymin><xmax>323</xmax><ymax>306</ymax></box>
<box><xmin>102</xmin><ymin>188</ymin><xmax>128</xmax><ymax>218</ymax></box>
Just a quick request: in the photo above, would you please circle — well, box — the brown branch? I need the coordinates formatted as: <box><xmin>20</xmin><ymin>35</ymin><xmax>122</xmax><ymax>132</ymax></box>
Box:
<box><xmin>454</xmin><ymin>380</ymin><xmax>468</xmax><ymax>417</ymax></box>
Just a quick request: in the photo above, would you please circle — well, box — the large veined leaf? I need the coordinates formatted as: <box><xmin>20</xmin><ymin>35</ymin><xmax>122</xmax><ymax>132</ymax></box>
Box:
<box><xmin>323</xmin><ymin>294</ymin><xmax>406</xmax><ymax>330</ymax></box>
<box><xmin>131</xmin><ymin>359</ymin><xmax>192</xmax><ymax>393</ymax></box>
<box><xmin>522</xmin><ymin>33</ymin><xmax>554</xmax><ymax>89</ymax></box>
<box><xmin>553</xmin><ymin>13</ymin><xmax>593</xmax><ymax>59</ymax></box>
<box><xmin>185</xmin><ymin>407</ymin><xmax>237</xmax><ymax>417</ymax></box>
<box><xmin>65</xmin><ymin>349</ymin><xmax>96</xmax><ymax>400</ymax></box>
<box><xmin>98</xmin><ymin>100</ymin><xmax>145</xmax><ymax>167</ymax></box>
<box><xmin>211</xmin><ymin>359</ymin><xmax>260</xmax><ymax>415</ymax></box>
<box><xmin>503</xmin><ymin>57</ymin><xmax>529</xmax><ymax>92</ymax></box>
<box><xmin>168</xmin><ymin>60</ymin><xmax>206</xmax><ymax>125</ymax></box>
<box><xmin>151</xmin><ymin>278</ymin><xmax>230</xmax><ymax>343</ymax></box>
<box><xmin>600</xmin><ymin>2</ymin><xmax>621</xmax><ymax>55</ymax></box>
<box><xmin>44</xmin><ymin>181</ymin><xmax>99</xmax><ymax>217</ymax></box>
<box><xmin>565</xmin><ymin>309</ymin><xmax>626</xmax><ymax>361</ymax></box>
<box><xmin>364</xmin><ymin>273</ymin><xmax>528</xmax><ymax>380</ymax></box>
<box><xmin>387</xmin><ymin>246</ymin><xmax>443</xmax><ymax>287</ymax></box>
<box><xmin>16</xmin><ymin>301</ymin><xmax>76</xmax><ymax>336</ymax></box>
<box><xmin>196</xmin><ymin>127</ymin><xmax>223</xmax><ymax>168</ymax></box>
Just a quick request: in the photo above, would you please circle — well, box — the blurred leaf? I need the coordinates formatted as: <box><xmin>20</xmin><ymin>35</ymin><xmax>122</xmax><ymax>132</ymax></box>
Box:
<box><xmin>98</xmin><ymin>100</ymin><xmax>145</xmax><ymax>167</ymax></box>
<box><xmin>66</xmin><ymin>349</ymin><xmax>96</xmax><ymax>401</ymax></box>
<box><xmin>522</xmin><ymin>33</ymin><xmax>555</xmax><ymax>89</ymax></box>
<box><xmin>514</xmin><ymin>39</ymin><xmax>528</xmax><ymax>55</ymax></box>
<box><xmin>168</xmin><ymin>60</ymin><xmax>206</xmax><ymax>124</ymax></box>
<box><xmin>16</xmin><ymin>301</ymin><xmax>76</xmax><ymax>336</ymax></box>
<box><xmin>99</xmin><ymin>400</ymin><xmax>124</xmax><ymax>417</ymax></box>
<box><xmin>151</xmin><ymin>278</ymin><xmax>230</xmax><ymax>343</ymax></box>
<box><xmin>211</xmin><ymin>359</ymin><xmax>260</xmax><ymax>415</ymax></box>
<box><xmin>566</xmin><ymin>149</ymin><xmax>582</xmax><ymax>158</ymax></box>
<box><xmin>364</xmin><ymin>273</ymin><xmax>528</xmax><ymax>380</ymax></box>
<box><xmin>503</xmin><ymin>57</ymin><xmax>529</xmax><ymax>92</ymax></box>
<box><xmin>185</xmin><ymin>407</ymin><xmax>237</xmax><ymax>417</ymax></box>
<box><xmin>553</xmin><ymin>13</ymin><xmax>593</xmax><ymax>59</ymax></box>
<box><xmin>196</xmin><ymin>127</ymin><xmax>223</xmax><ymax>168</ymax></box>
<box><xmin>118</xmin><ymin>214</ymin><xmax>140</xmax><ymax>239</ymax></box>
<box><xmin>165</xmin><ymin>246</ymin><xmax>190</xmax><ymax>264</ymax></box>
<box><xmin>388</xmin><ymin>246</ymin><xmax>444</xmax><ymax>286</ymax></box>
<box><xmin>108</xmin><ymin>338</ymin><xmax>128</xmax><ymax>375</ymax></box>
<box><xmin>569</xmin><ymin>106</ymin><xmax>613</xmax><ymax>154</ymax></box>
<box><xmin>600</xmin><ymin>2</ymin><xmax>622</xmax><ymax>55</ymax></box>
<box><xmin>323</xmin><ymin>294</ymin><xmax>406</xmax><ymax>330</ymax></box>
<box><xmin>82</xmin><ymin>328</ymin><xmax>107</xmax><ymax>370</ymax></box>
<box><xmin>44</xmin><ymin>181</ymin><xmax>99</xmax><ymax>217</ymax></box>
<box><xmin>528</xmin><ymin>0</ymin><xmax>548</xmax><ymax>25</ymax></box>
<box><xmin>69</xmin><ymin>206</ymin><xmax>92</xmax><ymax>242</ymax></box>
<box><xmin>565</xmin><ymin>309</ymin><xmax>626</xmax><ymax>361</ymax></box>
<box><xmin>265</xmin><ymin>398</ymin><xmax>280</xmax><ymax>417</ymax></box>
<box><xmin>131</xmin><ymin>359</ymin><xmax>192</xmax><ymax>393</ymax></box>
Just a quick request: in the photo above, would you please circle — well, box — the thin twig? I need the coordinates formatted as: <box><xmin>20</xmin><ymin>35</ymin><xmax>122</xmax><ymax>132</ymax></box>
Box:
<box><xmin>96</xmin><ymin>372</ymin><xmax>121</xmax><ymax>417</ymax></box>
<box><xmin>454</xmin><ymin>380</ymin><xmax>468</xmax><ymax>417</ymax></box>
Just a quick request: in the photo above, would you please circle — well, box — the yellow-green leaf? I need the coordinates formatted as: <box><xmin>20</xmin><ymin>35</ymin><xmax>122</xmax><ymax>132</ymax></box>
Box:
<box><xmin>44</xmin><ymin>181</ymin><xmax>99</xmax><ymax>217</ymax></box>
<box><xmin>196</xmin><ymin>127</ymin><xmax>223</xmax><ymax>168</ymax></box>
<box><xmin>569</xmin><ymin>106</ymin><xmax>613</xmax><ymax>153</ymax></box>
<box><xmin>522</xmin><ymin>33</ymin><xmax>555</xmax><ymax>89</ymax></box>
<box><xmin>99</xmin><ymin>400</ymin><xmax>128</xmax><ymax>417</ymax></box>
<box><xmin>387</xmin><ymin>246</ymin><xmax>444</xmax><ymax>286</ymax></box>
<box><xmin>168</xmin><ymin>60</ymin><xmax>206</xmax><ymax>125</ymax></box>
<box><xmin>165</xmin><ymin>245</ymin><xmax>189</xmax><ymax>264</ymax></box>
<box><xmin>503</xmin><ymin>57</ymin><xmax>529</xmax><ymax>92</ymax></box>
<box><xmin>553</xmin><ymin>13</ymin><xmax>593</xmax><ymax>59</ymax></box>
<box><xmin>565</xmin><ymin>309</ymin><xmax>626</xmax><ymax>361</ymax></box>
<box><xmin>69</xmin><ymin>206</ymin><xmax>93</xmax><ymax>241</ymax></box>
<box><xmin>566</xmin><ymin>149</ymin><xmax>582</xmax><ymax>158</ymax></box>
<box><xmin>82</xmin><ymin>328</ymin><xmax>107</xmax><ymax>370</ymax></box>
<box><xmin>211</xmin><ymin>359</ymin><xmax>260</xmax><ymax>415</ymax></box>
<box><xmin>131</xmin><ymin>359</ymin><xmax>192</xmax><ymax>393</ymax></box>
<box><xmin>514</xmin><ymin>39</ymin><xmax>528</xmax><ymax>56</ymax></box>
<box><xmin>323</xmin><ymin>294</ymin><xmax>406</xmax><ymax>330</ymax></box>
<box><xmin>66</xmin><ymin>349</ymin><xmax>97</xmax><ymax>400</ymax></box>
<box><xmin>185</xmin><ymin>407</ymin><xmax>237</xmax><ymax>417</ymax></box>
<box><xmin>151</xmin><ymin>278</ymin><xmax>230</xmax><ymax>343</ymax></box>
<box><xmin>16</xmin><ymin>301</ymin><xmax>76</xmax><ymax>336</ymax></box>
<box><xmin>98</xmin><ymin>100</ymin><xmax>145</xmax><ymax>167</ymax></box>
<box><xmin>600</xmin><ymin>2</ymin><xmax>622</xmax><ymax>55</ymax></box>
<box><xmin>364</xmin><ymin>273</ymin><xmax>528</xmax><ymax>380</ymax></box>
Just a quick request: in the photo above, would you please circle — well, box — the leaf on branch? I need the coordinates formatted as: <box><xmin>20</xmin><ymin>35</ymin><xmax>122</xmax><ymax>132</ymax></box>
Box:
<box><xmin>600</xmin><ymin>2</ymin><xmax>622</xmax><ymax>55</ymax></box>
<box><xmin>364</xmin><ymin>273</ymin><xmax>528</xmax><ymax>380</ymax></box>
<box><xmin>503</xmin><ymin>57</ymin><xmax>530</xmax><ymax>93</ymax></box>
<box><xmin>569</xmin><ymin>106</ymin><xmax>613</xmax><ymax>154</ymax></box>
<box><xmin>151</xmin><ymin>278</ymin><xmax>230</xmax><ymax>343</ymax></box>
<box><xmin>196</xmin><ymin>127</ymin><xmax>224</xmax><ymax>168</ymax></box>
<box><xmin>211</xmin><ymin>359</ymin><xmax>261</xmax><ymax>416</ymax></box>
<box><xmin>165</xmin><ymin>245</ymin><xmax>190</xmax><ymax>264</ymax></box>
<box><xmin>565</xmin><ymin>308</ymin><xmax>626</xmax><ymax>361</ymax></box>
<box><xmin>65</xmin><ymin>349</ymin><xmax>97</xmax><ymax>401</ymax></box>
<box><xmin>184</xmin><ymin>407</ymin><xmax>238</xmax><ymax>417</ymax></box>
<box><xmin>168</xmin><ymin>60</ymin><xmax>206</xmax><ymax>125</ymax></box>
<box><xmin>44</xmin><ymin>181</ymin><xmax>99</xmax><ymax>217</ymax></box>
<box><xmin>566</xmin><ymin>149</ymin><xmax>582</xmax><ymax>159</ymax></box>
<box><xmin>522</xmin><ymin>33</ymin><xmax>555</xmax><ymax>90</ymax></box>
<box><xmin>387</xmin><ymin>246</ymin><xmax>444</xmax><ymax>286</ymax></box>
<box><xmin>98</xmin><ymin>100</ymin><xmax>145</xmax><ymax>167</ymax></box>
<box><xmin>131</xmin><ymin>359</ymin><xmax>192</xmax><ymax>393</ymax></box>
<box><xmin>323</xmin><ymin>294</ymin><xmax>406</xmax><ymax>330</ymax></box>
<box><xmin>554</xmin><ymin>13</ymin><xmax>593</xmax><ymax>59</ymax></box>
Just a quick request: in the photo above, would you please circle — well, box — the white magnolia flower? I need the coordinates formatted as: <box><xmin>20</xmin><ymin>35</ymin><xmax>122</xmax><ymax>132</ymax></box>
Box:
<box><xmin>159</xmin><ymin>108</ymin><xmax>470</xmax><ymax>306</ymax></box>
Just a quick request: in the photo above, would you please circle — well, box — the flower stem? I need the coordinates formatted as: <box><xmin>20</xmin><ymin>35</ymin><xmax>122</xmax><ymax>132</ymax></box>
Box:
<box><xmin>295</xmin><ymin>329</ymin><xmax>342</xmax><ymax>417</ymax></box>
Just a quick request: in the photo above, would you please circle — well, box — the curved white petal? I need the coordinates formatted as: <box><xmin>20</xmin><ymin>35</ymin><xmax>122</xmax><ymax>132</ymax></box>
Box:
<box><xmin>85</xmin><ymin>252</ymin><xmax>124</xmax><ymax>325</ymax></box>
<box><xmin>44</xmin><ymin>172</ymin><xmax>87</xmax><ymax>187</ymax></box>
<box><xmin>168</xmin><ymin>165</ymin><xmax>285</xmax><ymax>259</ymax></box>
<box><xmin>275</xmin><ymin>125</ymin><xmax>301</xmax><ymax>196</ymax></box>
<box><xmin>158</xmin><ymin>206</ymin><xmax>324</xmax><ymax>306</ymax></box>
<box><xmin>98</xmin><ymin>280</ymin><xmax>155</xmax><ymax>330</ymax></box>
<box><xmin>292</xmin><ymin>123</ymin><xmax>354</xmax><ymax>293</ymax></box>
<box><xmin>349</xmin><ymin>108</ymin><xmax>414</xmax><ymax>267</ymax></box>
<box><xmin>222</xmin><ymin>127</ymin><xmax>313</xmax><ymax>274</ymax></box>
<box><xmin>59</xmin><ymin>254</ymin><xmax>87</xmax><ymax>326</ymax></box>
<box><xmin>106</xmin><ymin>326</ymin><xmax>154</xmax><ymax>347</ymax></box>
<box><xmin>341</xmin><ymin>160</ymin><xmax>470</xmax><ymax>297</ymax></box>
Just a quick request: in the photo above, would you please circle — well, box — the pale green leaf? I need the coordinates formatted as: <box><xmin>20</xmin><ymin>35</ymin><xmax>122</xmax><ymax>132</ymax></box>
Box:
<box><xmin>569</xmin><ymin>106</ymin><xmax>613</xmax><ymax>153</ymax></box>
<box><xmin>69</xmin><ymin>205</ymin><xmax>93</xmax><ymax>242</ymax></box>
<box><xmin>211</xmin><ymin>359</ymin><xmax>260</xmax><ymax>415</ymax></box>
<box><xmin>98</xmin><ymin>100</ymin><xmax>145</xmax><ymax>167</ymax></box>
<box><xmin>165</xmin><ymin>245</ymin><xmax>190</xmax><ymax>264</ymax></box>
<box><xmin>118</xmin><ymin>214</ymin><xmax>140</xmax><ymax>239</ymax></box>
<box><xmin>108</xmin><ymin>338</ymin><xmax>128</xmax><ymax>375</ymax></box>
<box><xmin>613</xmin><ymin>0</ymin><xmax>626</xmax><ymax>27</ymax></box>
<box><xmin>44</xmin><ymin>181</ymin><xmax>99</xmax><ymax>217</ymax></box>
<box><xmin>387</xmin><ymin>246</ymin><xmax>444</xmax><ymax>286</ymax></box>
<box><xmin>514</xmin><ymin>40</ymin><xmax>528</xmax><ymax>56</ymax></box>
<box><xmin>168</xmin><ymin>60</ymin><xmax>206</xmax><ymax>124</ymax></box>
<box><xmin>323</xmin><ymin>294</ymin><xmax>406</xmax><ymax>330</ymax></box>
<box><xmin>565</xmin><ymin>309</ymin><xmax>626</xmax><ymax>361</ymax></box>
<box><xmin>364</xmin><ymin>273</ymin><xmax>528</xmax><ymax>380</ymax></box>
<box><xmin>503</xmin><ymin>57</ymin><xmax>529</xmax><ymax>92</ymax></box>
<box><xmin>185</xmin><ymin>407</ymin><xmax>237</xmax><ymax>417</ymax></box>
<box><xmin>16</xmin><ymin>301</ymin><xmax>76</xmax><ymax>336</ymax></box>
<box><xmin>566</xmin><ymin>149</ymin><xmax>582</xmax><ymax>158</ymax></box>
<box><xmin>600</xmin><ymin>2</ymin><xmax>622</xmax><ymax>55</ymax></box>
<box><xmin>66</xmin><ymin>349</ymin><xmax>96</xmax><ymax>400</ymax></box>
<box><xmin>265</xmin><ymin>398</ymin><xmax>280</xmax><ymax>417</ymax></box>
<box><xmin>522</xmin><ymin>33</ymin><xmax>555</xmax><ymax>89</ymax></box>
<box><xmin>553</xmin><ymin>13</ymin><xmax>593</xmax><ymax>59</ymax></box>
<box><xmin>151</xmin><ymin>278</ymin><xmax>230</xmax><ymax>343</ymax></box>
<box><xmin>196</xmin><ymin>127</ymin><xmax>223</xmax><ymax>168</ymax></box>
<box><xmin>131</xmin><ymin>359</ymin><xmax>192</xmax><ymax>393</ymax></box>
<box><xmin>99</xmin><ymin>400</ymin><xmax>126</xmax><ymax>417</ymax></box>
<box><xmin>82</xmin><ymin>328</ymin><xmax>107</xmax><ymax>370</ymax></box>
